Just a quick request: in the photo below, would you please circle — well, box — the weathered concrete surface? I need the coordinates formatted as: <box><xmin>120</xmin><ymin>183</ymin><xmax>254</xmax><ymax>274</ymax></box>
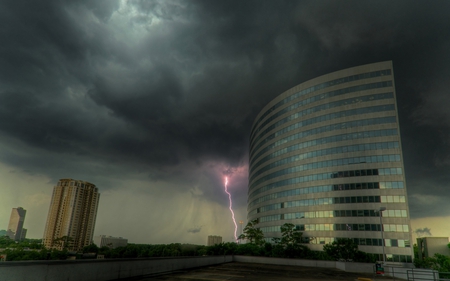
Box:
<box><xmin>130</xmin><ymin>262</ymin><xmax>399</xmax><ymax>281</ymax></box>
<box><xmin>235</xmin><ymin>255</ymin><xmax>377</xmax><ymax>274</ymax></box>
<box><xmin>0</xmin><ymin>255</ymin><xmax>435</xmax><ymax>281</ymax></box>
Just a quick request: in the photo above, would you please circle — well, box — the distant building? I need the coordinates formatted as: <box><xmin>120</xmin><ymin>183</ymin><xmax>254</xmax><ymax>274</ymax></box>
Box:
<box><xmin>20</xmin><ymin>229</ymin><xmax>27</xmax><ymax>241</ymax></box>
<box><xmin>93</xmin><ymin>235</ymin><xmax>128</xmax><ymax>249</ymax></box>
<box><xmin>417</xmin><ymin>237</ymin><xmax>450</xmax><ymax>260</ymax></box>
<box><xmin>43</xmin><ymin>179</ymin><xmax>100</xmax><ymax>252</ymax></box>
<box><xmin>6</xmin><ymin>207</ymin><xmax>26</xmax><ymax>241</ymax></box>
<box><xmin>207</xmin><ymin>235</ymin><xmax>222</xmax><ymax>246</ymax></box>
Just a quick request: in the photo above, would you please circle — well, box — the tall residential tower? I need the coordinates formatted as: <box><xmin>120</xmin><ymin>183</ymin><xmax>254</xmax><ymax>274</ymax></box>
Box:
<box><xmin>43</xmin><ymin>179</ymin><xmax>100</xmax><ymax>251</ymax></box>
<box><xmin>6</xmin><ymin>207</ymin><xmax>27</xmax><ymax>241</ymax></box>
<box><xmin>248</xmin><ymin>61</ymin><xmax>412</xmax><ymax>262</ymax></box>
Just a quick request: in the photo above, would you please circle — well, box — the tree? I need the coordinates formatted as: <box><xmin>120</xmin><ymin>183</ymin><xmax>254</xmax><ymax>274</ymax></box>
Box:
<box><xmin>17</xmin><ymin>239</ymin><xmax>43</xmax><ymax>250</ymax></box>
<box><xmin>53</xmin><ymin>236</ymin><xmax>73</xmax><ymax>250</ymax></box>
<box><xmin>323</xmin><ymin>238</ymin><xmax>359</xmax><ymax>261</ymax></box>
<box><xmin>415</xmin><ymin>253</ymin><xmax>450</xmax><ymax>279</ymax></box>
<box><xmin>50</xmin><ymin>248</ymin><xmax>69</xmax><ymax>260</ymax></box>
<box><xmin>238</xmin><ymin>220</ymin><xmax>264</xmax><ymax>246</ymax></box>
<box><xmin>271</xmin><ymin>237</ymin><xmax>281</xmax><ymax>244</ymax></box>
<box><xmin>280</xmin><ymin>223</ymin><xmax>303</xmax><ymax>247</ymax></box>
<box><xmin>82</xmin><ymin>243</ymin><xmax>99</xmax><ymax>253</ymax></box>
<box><xmin>0</xmin><ymin>236</ymin><xmax>13</xmax><ymax>248</ymax></box>
<box><xmin>277</xmin><ymin>223</ymin><xmax>309</xmax><ymax>258</ymax></box>
<box><xmin>414</xmin><ymin>243</ymin><xmax>419</xmax><ymax>259</ymax></box>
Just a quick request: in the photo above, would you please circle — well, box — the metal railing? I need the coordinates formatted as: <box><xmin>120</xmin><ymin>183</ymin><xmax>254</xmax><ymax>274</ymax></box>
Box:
<box><xmin>406</xmin><ymin>268</ymin><xmax>445</xmax><ymax>281</ymax></box>
<box><xmin>371</xmin><ymin>263</ymin><xmax>450</xmax><ymax>281</ymax></box>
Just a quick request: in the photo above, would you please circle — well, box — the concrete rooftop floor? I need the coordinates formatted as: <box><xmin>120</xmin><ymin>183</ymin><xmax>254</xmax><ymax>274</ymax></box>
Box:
<box><xmin>122</xmin><ymin>262</ymin><xmax>398</xmax><ymax>281</ymax></box>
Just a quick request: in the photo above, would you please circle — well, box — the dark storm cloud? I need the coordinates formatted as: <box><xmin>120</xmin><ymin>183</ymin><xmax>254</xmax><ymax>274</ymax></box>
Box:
<box><xmin>187</xmin><ymin>226</ymin><xmax>202</xmax><ymax>234</ymax></box>
<box><xmin>415</xmin><ymin>228</ymin><xmax>432</xmax><ymax>237</ymax></box>
<box><xmin>0</xmin><ymin>0</ymin><xmax>450</xmax><ymax>217</ymax></box>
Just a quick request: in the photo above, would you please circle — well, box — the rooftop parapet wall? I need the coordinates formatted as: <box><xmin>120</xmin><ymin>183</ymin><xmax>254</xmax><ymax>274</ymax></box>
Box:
<box><xmin>0</xmin><ymin>256</ymin><xmax>232</xmax><ymax>281</ymax></box>
<box><xmin>0</xmin><ymin>255</ymin><xmax>436</xmax><ymax>281</ymax></box>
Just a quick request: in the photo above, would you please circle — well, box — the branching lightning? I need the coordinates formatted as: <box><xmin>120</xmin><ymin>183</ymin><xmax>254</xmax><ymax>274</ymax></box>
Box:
<box><xmin>224</xmin><ymin>176</ymin><xmax>238</xmax><ymax>241</ymax></box>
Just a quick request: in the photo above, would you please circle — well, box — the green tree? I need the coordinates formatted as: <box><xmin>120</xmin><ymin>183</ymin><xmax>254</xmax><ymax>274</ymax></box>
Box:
<box><xmin>53</xmin><ymin>236</ymin><xmax>73</xmax><ymax>250</ymax></box>
<box><xmin>278</xmin><ymin>223</ymin><xmax>309</xmax><ymax>258</ymax></box>
<box><xmin>323</xmin><ymin>238</ymin><xmax>359</xmax><ymax>261</ymax></box>
<box><xmin>271</xmin><ymin>237</ymin><xmax>281</xmax><ymax>244</ymax></box>
<box><xmin>433</xmin><ymin>254</ymin><xmax>450</xmax><ymax>272</ymax></box>
<box><xmin>197</xmin><ymin>245</ymin><xmax>207</xmax><ymax>256</ymax></box>
<box><xmin>50</xmin><ymin>248</ymin><xmax>69</xmax><ymax>260</ymax></box>
<box><xmin>98</xmin><ymin>246</ymin><xmax>111</xmax><ymax>257</ymax></box>
<box><xmin>82</xmin><ymin>243</ymin><xmax>99</xmax><ymax>253</ymax></box>
<box><xmin>414</xmin><ymin>243</ymin><xmax>419</xmax><ymax>259</ymax></box>
<box><xmin>17</xmin><ymin>239</ymin><xmax>44</xmax><ymax>250</ymax></box>
<box><xmin>280</xmin><ymin>223</ymin><xmax>303</xmax><ymax>247</ymax></box>
<box><xmin>235</xmin><ymin>243</ymin><xmax>262</xmax><ymax>256</ymax></box>
<box><xmin>414</xmin><ymin>253</ymin><xmax>450</xmax><ymax>277</ymax></box>
<box><xmin>123</xmin><ymin>244</ymin><xmax>139</xmax><ymax>258</ymax></box>
<box><xmin>0</xmin><ymin>236</ymin><xmax>13</xmax><ymax>248</ymax></box>
<box><xmin>206</xmin><ymin>242</ymin><xmax>238</xmax><ymax>255</ymax></box>
<box><xmin>238</xmin><ymin>220</ymin><xmax>264</xmax><ymax>246</ymax></box>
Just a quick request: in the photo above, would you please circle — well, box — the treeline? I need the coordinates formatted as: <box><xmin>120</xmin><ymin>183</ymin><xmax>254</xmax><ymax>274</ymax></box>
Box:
<box><xmin>0</xmin><ymin>240</ymin><xmax>209</xmax><ymax>261</ymax></box>
<box><xmin>0</xmin><ymin>236</ymin><xmax>66</xmax><ymax>261</ymax></box>
<box><xmin>1</xmin><ymin>240</ymin><xmax>376</xmax><ymax>262</ymax></box>
<box><xmin>205</xmin><ymin>237</ymin><xmax>376</xmax><ymax>263</ymax></box>
<box><xmin>0</xmin><ymin>236</ymin><xmax>43</xmax><ymax>249</ymax></box>
<box><xmin>0</xmin><ymin>222</ymin><xmax>377</xmax><ymax>263</ymax></box>
<box><xmin>1</xmin><ymin>248</ymin><xmax>71</xmax><ymax>261</ymax></box>
<box><xmin>0</xmin><ymin>236</ymin><xmax>210</xmax><ymax>261</ymax></box>
<box><xmin>83</xmin><ymin>243</ymin><xmax>208</xmax><ymax>259</ymax></box>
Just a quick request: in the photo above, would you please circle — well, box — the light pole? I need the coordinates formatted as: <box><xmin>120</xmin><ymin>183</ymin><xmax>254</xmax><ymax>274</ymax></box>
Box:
<box><xmin>239</xmin><ymin>221</ymin><xmax>244</xmax><ymax>244</ymax></box>
<box><xmin>378</xmin><ymin>207</ymin><xmax>387</xmax><ymax>264</ymax></box>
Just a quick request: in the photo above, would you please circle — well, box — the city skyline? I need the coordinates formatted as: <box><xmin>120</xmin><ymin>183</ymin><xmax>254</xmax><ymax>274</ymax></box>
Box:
<box><xmin>0</xmin><ymin>1</ymin><xmax>450</xmax><ymax>245</ymax></box>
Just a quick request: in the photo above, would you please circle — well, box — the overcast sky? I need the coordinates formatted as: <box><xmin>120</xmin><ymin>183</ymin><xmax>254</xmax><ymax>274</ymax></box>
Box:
<box><xmin>1</xmin><ymin>0</ymin><xmax>449</xmax><ymax>244</ymax></box>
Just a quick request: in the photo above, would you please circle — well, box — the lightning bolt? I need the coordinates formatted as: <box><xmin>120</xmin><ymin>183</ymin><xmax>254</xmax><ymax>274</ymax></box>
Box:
<box><xmin>224</xmin><ymin>176</ymin><xmax>238</xmax><ymax>242</ymax></box>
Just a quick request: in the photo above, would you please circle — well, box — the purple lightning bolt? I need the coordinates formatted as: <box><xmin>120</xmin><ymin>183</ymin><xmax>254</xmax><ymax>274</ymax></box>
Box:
<box><xmin>224</xmin><ymin>176</ymin><xmax>238</xmax><ymax>241</ymax></box>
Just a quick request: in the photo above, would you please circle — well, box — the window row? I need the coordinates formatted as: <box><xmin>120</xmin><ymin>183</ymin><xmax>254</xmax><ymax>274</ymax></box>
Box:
<box><xmin>250</xmin><ymin>128</ymin><xmax>398</xmax><ymax>173</ymax></box>
<box><xmin>284</xmin><ymin>195</ymin><xmax>405</xmax><ymax>208</ymax></box>
<box><xmin>252</xmin><ymin>104</ymin><xmax>395</xmax><ymax>154</ymax></box>
<box><xmin>263</xmin><ymin>237</ymin><xmax>411</xmax><ymax>250</ymax></box>
<box><xmin>249</xmin><ymin>181</ymin><xmax>404</xmax><ymax>207</ymax></box>
<box><xmin>59</xmin><ymin>181</ymin><xmax>86</xmax><ymax>188</ymax></box>
<box><xmin>259</xmin><ymin>209</ymin><xmax>408</xmax><ymax>223</ymax></box>
<box><xmin>251</xmin><ymin>92</ymin><xmax>394</xmax><ymax>146</ymax></box>
<box><xmin>251</xmin><ymin>69</ymin><xmax>392</xmax><ymax>136</ymax></box>
<box><xmin>260</xmin><ymin>223</ymin><xmax>409</xmax><ymax>233</ymax></box>
<box><xmin>250</xmin><ymin>141</ymin><xmax>399</xmax><ymax>181</ymax></box>
<box><xmin>308</xmin><ymin>237</ymin><xmax>410</xmax><ymax>248</ymax></box>
<box><xmin>252</xmin><ymin>195</ymin><xmax>406</xmax><ymax>215</ymax></box>
<box><xmin>250</xmin><ymin>154</ymin><xmax>401</xmax><ymax>190</ymax></box>
<box><xmin>384</xmin><ymin>254</ymin><xmax>413</xmax><ymax>263</ymax></box>
<box><xmin>331</xmin><ymin>168</ymin><xmax>403</xmax><ymax>178</ymax></box>
<box><xmin>251</xmin><ymin>115</ymin><xmax>396</xmax><ymax>161</ymax></box>
<box><xmin>249</xmin><ymin>167</ymin><xmax>403</xmax><ymax>199</ymax></box>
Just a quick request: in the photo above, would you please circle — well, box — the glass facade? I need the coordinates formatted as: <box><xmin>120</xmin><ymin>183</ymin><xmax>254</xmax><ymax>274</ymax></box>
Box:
<box><xmin>247</xmin><ymin>61</ymin><xmax>412</xmax><ymax>261</ymax></box>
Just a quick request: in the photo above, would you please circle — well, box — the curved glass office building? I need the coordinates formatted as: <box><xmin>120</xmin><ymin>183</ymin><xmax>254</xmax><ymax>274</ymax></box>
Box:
<box><xmin>248</xmin><ymin>61</ymin><xmax>412</xmax><ymax>262</ymax></box>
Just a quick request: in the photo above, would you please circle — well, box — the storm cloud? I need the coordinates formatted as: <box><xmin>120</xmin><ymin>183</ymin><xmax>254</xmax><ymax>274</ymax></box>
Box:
<box><xmin>1</xmin><ymin>0</ymin><xmax>449</xmax><ymax>243</ymax></box>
